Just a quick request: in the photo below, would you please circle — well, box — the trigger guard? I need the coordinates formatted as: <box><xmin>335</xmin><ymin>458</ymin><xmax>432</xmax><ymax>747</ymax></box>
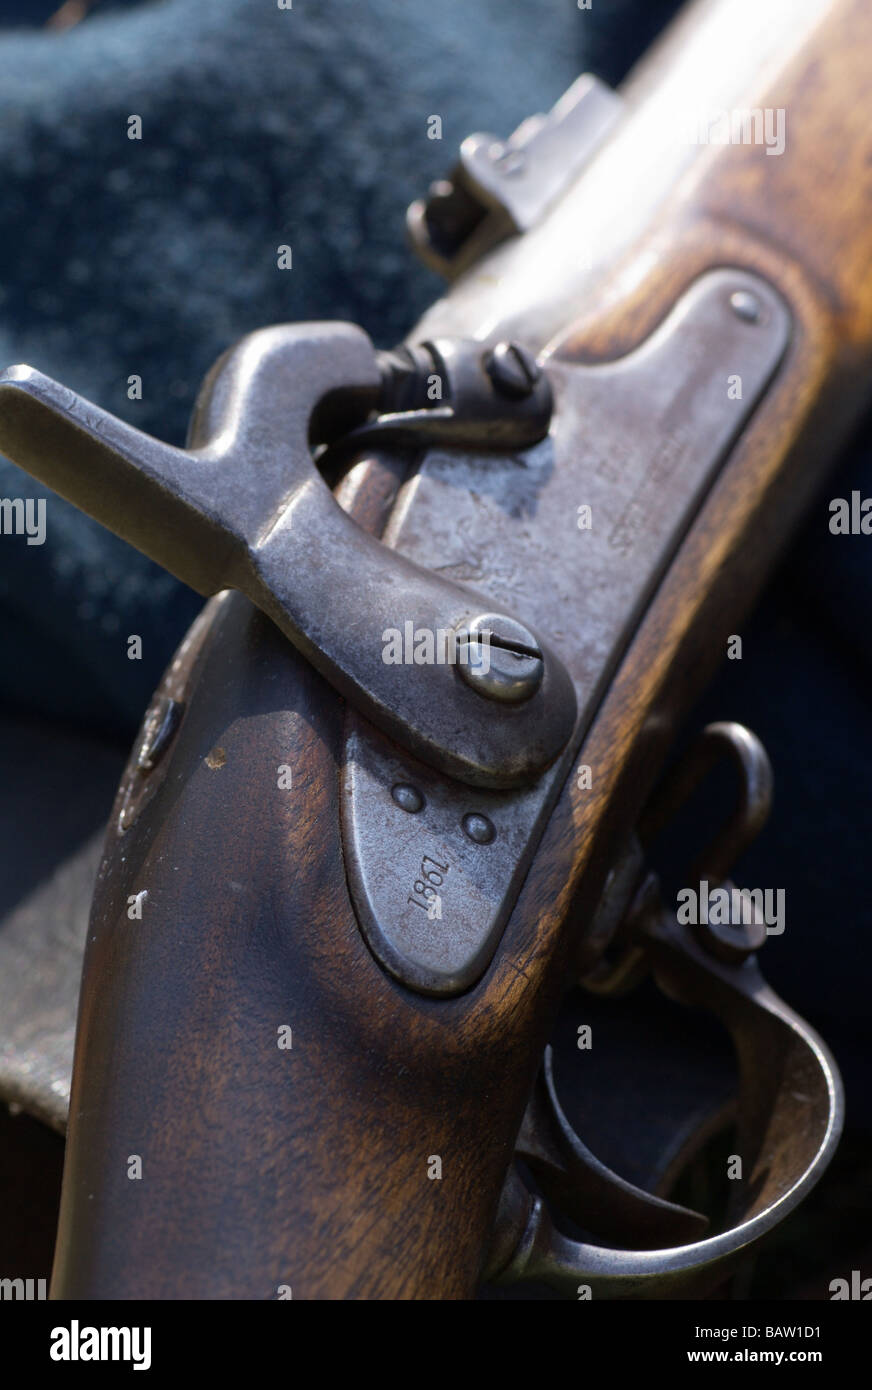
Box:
<box><xmin>492</xmin><ymin>909</ymin><xmax>843</xmax><ymax>1298</ymax></box>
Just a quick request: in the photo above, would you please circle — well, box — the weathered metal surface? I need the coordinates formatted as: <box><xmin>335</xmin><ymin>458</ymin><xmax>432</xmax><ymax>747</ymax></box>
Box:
<box><xmin>491</xmin><ymin>903</ymin><xmax>844</xmax><ymax>1297</ymax></box>
<box><xmin>407</xmin><ymin>74</ymin><xmax>623</xmax><ymax>279</ymax></box>
<box><xmin>0</xmin><ymin>326</ymin><xmax>575</xmax><ymax>791</ymax></box>
<box><xmin>487</xmin><ymin>722</ymin><xmax>842</xmax><ymax>1295</ymax></box>
<box><xmin>343</xmin><ymin>270</ymin><xmax>791</xmax><ymax>995</ymax></box>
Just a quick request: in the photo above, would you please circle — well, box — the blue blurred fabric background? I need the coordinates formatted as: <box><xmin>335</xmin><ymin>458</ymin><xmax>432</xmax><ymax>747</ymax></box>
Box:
<box><xmin>0</xmin><ymin>0</ymin><xmax>868</xmax><ymax>1290</ymax></box>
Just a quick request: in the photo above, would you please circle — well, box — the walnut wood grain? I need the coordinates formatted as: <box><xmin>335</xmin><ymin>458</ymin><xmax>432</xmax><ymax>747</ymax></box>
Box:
<box><xmin>52</xmin><ymin>0</ymin><xmax>872</xmax><ymax>1298</ymax></box>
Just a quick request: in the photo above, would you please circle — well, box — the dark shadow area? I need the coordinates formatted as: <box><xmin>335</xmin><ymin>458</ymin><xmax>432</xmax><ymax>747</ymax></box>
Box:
<box><xmin>0</xmin><ymin>714</ymin><xmax>125</xmax><ymax>916</ymax></box>
<box><xmin>0</xmin><ymin>1106</ymin><xmax>63</xmax><ymax>1282</ymax></box>
<box><xmin>0</xmin><ymin>0</ymin><xmax>142</xmax><ymax>27</ymax></box>
<box><xmin>576</xmin><ymin>0</ymin><xmax>688</xmax><ymax>86</ymax></box>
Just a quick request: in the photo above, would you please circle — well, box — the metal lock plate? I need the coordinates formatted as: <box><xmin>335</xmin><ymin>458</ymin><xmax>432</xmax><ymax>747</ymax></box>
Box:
<box><xmin>341</xmin><ymin>269</ymin><xmax>792</xmax><ymax>996</ymax></box>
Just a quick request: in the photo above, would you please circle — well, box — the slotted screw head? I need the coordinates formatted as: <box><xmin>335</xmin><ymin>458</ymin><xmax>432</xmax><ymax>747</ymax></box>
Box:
<box><xmin>484</xmin><ymin>342</ymin><xmax>542</xmax><ymax>399</ymax></box>
<box><xmin>455</xmin><ymin>613</ymin><xmax>544</xmax><ymax>704</ymax></box>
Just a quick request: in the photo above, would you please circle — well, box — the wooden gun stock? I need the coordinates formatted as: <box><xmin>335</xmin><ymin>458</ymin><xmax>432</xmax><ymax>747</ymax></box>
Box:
<box><xmin>54</xmin><ymin>595</ymin><xmax>535</xmax><ymax>1299</ymax></box>
<box><xmin>43</xmin><ymin>0</ymin><xmax>872</xmax><ymax>1298</ymax></box>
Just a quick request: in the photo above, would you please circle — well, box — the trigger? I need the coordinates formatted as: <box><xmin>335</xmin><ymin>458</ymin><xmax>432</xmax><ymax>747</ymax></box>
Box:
<box><xmin>516</xmin><ymin>1047</ymin><xmax>709</xmax><ymax>1250</ymax></box>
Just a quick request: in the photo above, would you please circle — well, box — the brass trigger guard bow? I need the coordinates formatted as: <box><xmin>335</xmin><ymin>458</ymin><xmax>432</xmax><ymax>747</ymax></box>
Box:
<box><xmin>489</xmin><ymin>724</ymin><xmax>844</xmax><ymax>1297</ymax></box>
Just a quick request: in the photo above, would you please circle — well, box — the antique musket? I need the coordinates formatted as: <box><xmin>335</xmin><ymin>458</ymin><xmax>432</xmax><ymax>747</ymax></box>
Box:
<box><xmin>0</xmin><ymin>0</ymin><xmax>867</xmax><ymax>1298</ymax></box>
